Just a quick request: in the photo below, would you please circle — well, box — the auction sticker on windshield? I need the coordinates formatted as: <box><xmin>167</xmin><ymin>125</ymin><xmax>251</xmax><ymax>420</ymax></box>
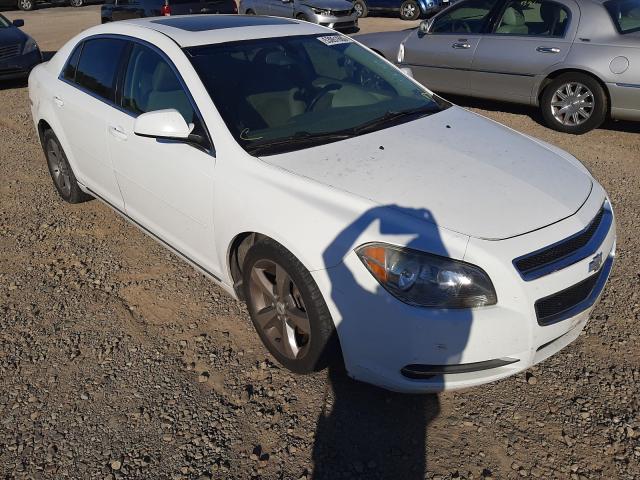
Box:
<box><xmin>317</xmin><ymin>35</ymin><xmax>353</xmax><ymax>46</ymax></box>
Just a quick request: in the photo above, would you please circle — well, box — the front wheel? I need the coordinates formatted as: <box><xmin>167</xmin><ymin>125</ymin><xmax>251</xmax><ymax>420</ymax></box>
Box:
<box><xmin>242</xmin><ymin>238</ymin><xmax>341</xmax><ymax>374</ymax></box>
<box><xmin>399</xmin><ymin>0</ymin><xmax>420</xmax><ymax>20</ymax></box>
<box><xmin>540</xmin><ymin>73</ymin><xmax>607</xmax><ymax>135</ymax></box>
<box><xmin>353</xmin><ymin>0</ymin><xmax>368</xmax><ymax>17</ymax></box>
<box><xmin>18</xmin><ymin>0</ymin><xmax>34</xmax><ymax>11</ymax></box>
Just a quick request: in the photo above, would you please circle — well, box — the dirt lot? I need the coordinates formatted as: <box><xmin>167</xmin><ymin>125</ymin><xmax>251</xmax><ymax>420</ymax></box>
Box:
<box><xmin>1</xmin><ymin>5</ymin><xmax>639</xmax><ymax>480</ymax></box>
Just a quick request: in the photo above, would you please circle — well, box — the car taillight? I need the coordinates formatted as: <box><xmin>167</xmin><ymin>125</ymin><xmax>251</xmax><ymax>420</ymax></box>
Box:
<box><xmin>160</xmin><ymin>0</ymin><xmax>171</xmax><ymax>15</ymax></box>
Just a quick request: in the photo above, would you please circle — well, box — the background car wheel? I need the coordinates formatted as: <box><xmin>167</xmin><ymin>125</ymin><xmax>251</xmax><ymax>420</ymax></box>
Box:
<box><xmin>245</xmin><ymin>9</ymin><xmax>255</xmax><ymax>14</ymax></box>
<box><xmin>43</xmin><ymin>130</ymin><xmax>92</xmax><ymax>204</ymax></box>
<box><xmin>296</xmin><ymin>13</ymin><xmax>309</xmax><ymax>21</ymax></box>
<box><xmin>18</xmin><ymin>0</ymin><xmax>34</xmax><ymax>10</ymax></box>
<box><xmin>399</xmin><ymin>0</ymin><xmax>420</xmax><ymax>20</ymax></box>
<box><xmin>540</xmin><ymin>73</ymin><xmax>607</xmax><ymax>135</ymax></box>
<box><xmin>353</xmin><ymin>0</ymin><xmax>368</xmax><ymax>18</ymax></box>
<box><xmin>242</xmin><ymin>238</ymin><xmax>341</xmax><ymax>374</ymax></box>
<box><xmin>70</xmin><ymin>0</ymin><xmax>83</xmax><ymax>6</ymax></box>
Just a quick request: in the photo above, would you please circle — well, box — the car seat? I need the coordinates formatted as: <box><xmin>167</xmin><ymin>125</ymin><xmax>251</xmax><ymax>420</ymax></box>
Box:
<box><xmin>496</xmin><ymin>6</ymin><xmax>529</xmax><ymax>34</ymax></box>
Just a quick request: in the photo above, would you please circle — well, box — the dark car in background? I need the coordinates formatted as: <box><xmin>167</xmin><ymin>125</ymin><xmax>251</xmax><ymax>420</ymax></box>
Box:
<box><xmin>0</xmin><ymin>13</ymin><xmax>41</xmax><ymax>80</ymax></box>
<box><xmin>353</xmin><ymin>0</ymin><xmax>455</xmax><ymax>20</ymax></box>
<box><xmin>101</xmin><ymin>0</ymin><xmax>237</xmax><ymax>22</ymax></box>
<box><xmin>0</xmin><ymin>0</ymin><xmax>97</xmax><ymax>12</ymax></box>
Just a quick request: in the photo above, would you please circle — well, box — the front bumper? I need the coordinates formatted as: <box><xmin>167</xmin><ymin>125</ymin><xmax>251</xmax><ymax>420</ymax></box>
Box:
<box><xmin>312</xmin><ymin>189</ymin><xmax>616</xmax><ymax>393</ymax></box>
<box><xmin>0</xmin><ymin>49</ymin><xmax>42</xmax><ymax>81</ymax></box>
<box><xmin>312</xmin><ymin>12</ymin><xmax>359</xmax><ymax>32</ymax></box>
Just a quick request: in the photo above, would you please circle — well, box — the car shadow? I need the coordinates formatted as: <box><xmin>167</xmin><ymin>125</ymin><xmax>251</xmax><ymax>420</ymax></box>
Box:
<box><xmin>312</xmin><ymin>205</ymin><xmax>473</xmax><ymax>479</ymax></box>
<box><xmin>446</xmin><ymin>93</ymin><xmax>640</xmax><ymax>134</ymax></box>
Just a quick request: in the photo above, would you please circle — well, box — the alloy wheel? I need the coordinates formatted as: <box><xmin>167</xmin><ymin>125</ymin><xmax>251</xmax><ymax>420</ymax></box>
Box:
<box><xmin>248</xmin><ymin>259</ymin><xmax>311</xmax><ymax>360</ymax></box>
<box><xmin>401</xmin><ymin>2</ymin><xmax>417</xmax><ymax>19</ymax></box>
<box><xmin>47</xmin><ymin>139</ymin><xmax>72</xmax><ymax>198</ymax></box>
<box><xmin>19</xmin><ymin>0</ymin><xmax>33</xmax><ymax>10</ymax></box>
<box><xmin>354</xmin><ymin>3</ymin><xmax>363</xmax><ymax>16</ymax></box>
<box><xmin>550</xmin><ymin>82</ymin><xmax>595</xmax><ymax>127</ymax></box>
<box><xmin>70</xmin><ymin>0</ymin><xmax>83</xmax><ymax>6</ymax></box>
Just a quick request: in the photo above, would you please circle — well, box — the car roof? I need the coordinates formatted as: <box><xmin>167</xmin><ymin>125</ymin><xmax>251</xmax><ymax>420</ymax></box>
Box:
<box><xmin>118</xmin><ymin>15</ymin><xmax>332</xmax><ymax>47</ymax></box>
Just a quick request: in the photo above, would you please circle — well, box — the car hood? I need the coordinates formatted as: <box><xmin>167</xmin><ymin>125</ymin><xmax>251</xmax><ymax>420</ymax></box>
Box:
<box><xmin>0</xmin><ymin>26</ymin><xmax>27</xmax><ymax>47</ymax></box>
<box><xmin>260</xmin><ymin>106</ymin><xmax>593</xmax><ymax>240</ymax></box>
<box><xmin>301</xmin><ymin>0</ymin><xmax>354</xmax><ymax>10</ymax></box>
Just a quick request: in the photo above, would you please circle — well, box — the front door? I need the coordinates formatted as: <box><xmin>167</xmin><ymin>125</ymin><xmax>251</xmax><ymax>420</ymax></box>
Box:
<box><xmin>105</xmin><ymin>42</ymin><xmax>219</xmax><ymax>272</ymax></box>
<box><xmin>469</xmin><ymin>0</ymin><xmax>577</xmax><ymax>102</ymax></box>
<box><xmin>402</xmin><ymin>0</ymin><xmax>500</xmax><ymax>94</ymax></box>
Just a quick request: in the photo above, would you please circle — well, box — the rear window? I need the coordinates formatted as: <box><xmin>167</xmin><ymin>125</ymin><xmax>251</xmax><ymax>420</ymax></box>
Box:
<box><xmin>605</xmin><ymin>0</ymin><xmax>640</xmax><ymax>34</ymax></box>
<box><xmin>74</xmin><ymin>38</ymin><xmax>128</xmax><ymax>102</ymax></box>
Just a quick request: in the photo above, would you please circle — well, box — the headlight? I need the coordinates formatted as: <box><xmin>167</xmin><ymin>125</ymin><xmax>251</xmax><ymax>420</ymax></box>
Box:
<box><xmin>356</xmin><ymin>243</ymin><xmax>497</xmax><ymax>308</ymax></box>
<box><xmin>23</xmin><ymin>37</ymin><xmax>38</xmax><ymax>55</ymax></box>
<box><xmin>397</xmin><ymin>43</ymin><xmax>405</xmax><ymax>63</ymax></box>
<box><xmin>311</xmin><ymin>7</ymin><xmax>331</xmax><ymax>15</ymax></box>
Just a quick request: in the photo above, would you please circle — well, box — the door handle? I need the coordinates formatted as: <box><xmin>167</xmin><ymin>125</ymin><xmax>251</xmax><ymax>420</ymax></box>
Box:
<box><xmin>108</xmin><ymin>125</ymin><xmax>128</xmax><ymax>140</ymax></box>
<box><xmin>536</xmin><ymin>46</ymin><xmax>560</xmax><ymax>53</ymax></box>
<box><xmin>452</xmin><ymin>42</ymin><xmax>471</xmax><ymax>49</ymax></box>
<box><xmin>53</xmin><ymin>95</ymin><xmax>64</xmax><ymax>107</ymax></box>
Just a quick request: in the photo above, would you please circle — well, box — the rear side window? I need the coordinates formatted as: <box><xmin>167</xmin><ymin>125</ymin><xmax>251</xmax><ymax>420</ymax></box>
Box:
<box><xmin>62</xmin><ymin>44</ymin><xmax>82</xmax><ymax>82</ymax></box>
<box><xmin>75</xmin><ymin>38</ymin><xmax>128</xmax><ymax>102</ymax></box>
<box><xmin>494</xmin><ymin>0</ymin><xmax>570</xmax><ymax>37</ymax></box>
<box><xmin>606</xmin><ymin>0</ymin><xmax>640</xmax><ymax>34</ymax></box>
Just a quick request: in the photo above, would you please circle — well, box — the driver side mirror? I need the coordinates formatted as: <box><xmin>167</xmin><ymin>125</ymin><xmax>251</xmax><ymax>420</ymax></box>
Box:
<box><xmin>12</xmin><ymin>19</ymin><xmax>25</xmax><ymax>27</ymax></box>
<box><xmin>134</xmin><ymin>109</ymin><xmax>193</xmax><ymax>141</ymax></box>
<box><xmin>418</xmin><ymin>18</ymin><xmax>434</xmax><ymax>36</ymax></box>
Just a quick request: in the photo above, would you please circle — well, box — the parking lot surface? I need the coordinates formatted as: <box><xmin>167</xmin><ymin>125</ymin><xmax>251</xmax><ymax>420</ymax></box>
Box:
<box><xmin>1</xmin><ymin>5</ymin><xmax>639</xmax><ymax>480</ymax></box>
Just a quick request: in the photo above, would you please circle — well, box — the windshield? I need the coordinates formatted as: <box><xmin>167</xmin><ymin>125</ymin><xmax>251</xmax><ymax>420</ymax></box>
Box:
<box><xmin>185</xmin><ymin>34</ymin><xmax>449</xmax><ymax>155</ymax></box>
<box><xmin>0</xmin><ymin>15</ymin><xmax>11</xmax><ymax>28</ymax></box>
<box><xmin>606</xmin><ymin>0</ymin><xmax>640</xmax><ymax>34</ymax></box>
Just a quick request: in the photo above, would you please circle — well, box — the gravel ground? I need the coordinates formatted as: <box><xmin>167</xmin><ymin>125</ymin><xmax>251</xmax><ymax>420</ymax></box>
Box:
<box><xmin>1</xmin><ymin>6</ymin><xmax>639</xmax><ymax>480</ymax></box>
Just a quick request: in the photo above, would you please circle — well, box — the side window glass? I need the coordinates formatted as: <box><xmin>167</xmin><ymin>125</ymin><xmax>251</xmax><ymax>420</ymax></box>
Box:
<box><xmin>430</xmin><ymin>0</ymin><xmax>498</xmax><ymax>33</ymax></box>
<box><xmin>122</xmin><ymin>43</ymin><xmax>196</xmax><ymax>124</ymax></box>
<box><xmin>495</xmin><ymin>0</ymin><xmax>569</xmax><ymax>36</ymax></box>
<box><xmin>75</xmin><ymin>38</ymin><xmax>128</xmax><ymax>102</ymax></box>
<box><xmin>62</xmin><ymin>43</ymin><xmax>82</xmax><ymax>82</ymax></box>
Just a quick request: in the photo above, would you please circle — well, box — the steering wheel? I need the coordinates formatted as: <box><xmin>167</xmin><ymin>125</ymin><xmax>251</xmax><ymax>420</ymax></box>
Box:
<box><xmin>451</xmin><ymin>19</ymin><xmax>471</xmax><ymax>33</ymax></box>
<box><xmin>306</xmin><ymin>83</ymin><xmax>343</xmax><ymax>112</ymax></box>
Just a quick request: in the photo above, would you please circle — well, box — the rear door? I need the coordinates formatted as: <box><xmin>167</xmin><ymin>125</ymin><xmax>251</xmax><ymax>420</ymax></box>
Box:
<box><xmin>402</xmin><ymin>0</ymin><xmax>500</xmax><ymax>93</ymax></box>
<box><xmin>468</xmin><ymin>0</ymin><xmax>577</xmax><ymax>102</ymax></box>
<box><xmin>54</xmin><ymin>37</ymin><xmax>128</xmax><ymax>210</ymax></box>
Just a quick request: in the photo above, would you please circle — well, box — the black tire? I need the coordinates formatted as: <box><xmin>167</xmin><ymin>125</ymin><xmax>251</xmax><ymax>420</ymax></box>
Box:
<box><xmin>399</xmin><ymin>0</ymin><xmax>420</xmax><ymax>20</ymax></box>
<box><xmin>245</xmin><ymin>8</ymin><xmax>255</xmax><ymax>14</ymax></box>
<box><xmin>242</xmin><ymin>238</ymin><xmax>341</xmax><ymax>374</ymax></box>
<box><xmin>17</xmin><ymin>0</ymin><xmax>34</xmax><ymax>11</ymax></box>
<box><xmin>540</xmin><ymin>72</ymin><xmax>607</xmax><ymax>135</ymax></box>
<box><xmin>353</xmin><ymin>0</ymin><xmax>368</xmax><ymax>18</ymax></box>
<box><xmin>43</xmin><ymin>130</ymin><xmax>93</xmax><ymax>204</ymax></box>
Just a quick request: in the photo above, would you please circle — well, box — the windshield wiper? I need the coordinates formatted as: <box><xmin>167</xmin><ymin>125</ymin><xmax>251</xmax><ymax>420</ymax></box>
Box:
<box><xmin>351</xmin><ymin>104</ymin><xmax>440</xmax><ymax>135</ymax></box>
<box><xmin>245</xmin><ymin>131</ymin><xmax>352</xmax><ymax>156</ymax></box>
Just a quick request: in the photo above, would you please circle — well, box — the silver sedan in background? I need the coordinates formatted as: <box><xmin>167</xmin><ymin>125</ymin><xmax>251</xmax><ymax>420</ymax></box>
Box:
<box><xmin>239</xmin><ymin>0</ymin><xmax>359</xmax><ymax>32</ymax></box>
<box><xmin>358</xmin><ymin>0</ymin><xmax>640</xmax><ymax>134</ymax></box>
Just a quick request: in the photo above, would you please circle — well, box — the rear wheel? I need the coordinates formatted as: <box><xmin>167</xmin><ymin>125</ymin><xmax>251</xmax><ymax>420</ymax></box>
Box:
<box><xmin>242</xmin><ymin>238</ymin><xmax>341</xmax><ymax>374</ymax></box>
<box><xmin>43</xmin><ymin>130</ymin><xmax>92</xmax><ymax>204</ymax></box>
<box><xmin>400</xmin><ymin>0</ymin><xmax>420</xmax><ymax>20</ymax></box>
<box><xmin>353</xmin><ymin>0</ymin><xmax>368</xmax><ymax>17</ymax></box>
<box><xmin>18</xmin><ymin>0</ymin><xmax>34</xmax><ymax>11</ymax></box>
<box><xmin>540</xmin><ymin>73</ymin><xmax>607</xmax><ymax>134</ymax></box>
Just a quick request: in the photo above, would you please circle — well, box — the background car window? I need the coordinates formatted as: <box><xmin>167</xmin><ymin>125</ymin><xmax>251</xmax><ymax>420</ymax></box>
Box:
<box><xmin>75</xmin><ymin>38</ymin><xmax>128</xmax><ymax>102</ymax></box>
<box><xmin>121</xmin><ymin>43</ymin><xmax>195</xmax><ymax>123</ymax></box>
<box><xmin>606</xmin><ymin>0</ymin><xmax>640</xmax><ymax>34</ymax></box>
<box><xmin>430</xmin><ymin>0</ymin><xmax>499</xmax><ymax>33</ymax></box>
<box><xmin>62</xmin><ymin>44</ymin><xmax>83</xmax><ymax>82</ymax></box>
<box><xmin>495</xmin><ymin>0</ymin><xmax>569</xmax><ymax>36</ymax></box>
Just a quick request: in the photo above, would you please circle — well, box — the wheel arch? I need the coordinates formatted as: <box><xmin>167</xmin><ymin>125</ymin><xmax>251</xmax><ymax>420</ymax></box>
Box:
<box><xmin>537</xmin><ymin>68</ymin><xmax>611</xmax><ymax>114</ymax></box>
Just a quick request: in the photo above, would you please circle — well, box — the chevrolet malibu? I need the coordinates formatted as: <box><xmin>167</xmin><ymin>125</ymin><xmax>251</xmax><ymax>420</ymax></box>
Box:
<box><xmin>28</xmin><ymin>15</ymin><xmax>615</xmax><ymax>393</ymax></box>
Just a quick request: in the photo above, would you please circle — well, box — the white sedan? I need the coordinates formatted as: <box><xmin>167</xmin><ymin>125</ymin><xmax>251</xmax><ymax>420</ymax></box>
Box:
<box><xmin>28</xmin><ymin>15</ymin><xmax>616</xmax><ymax>393</ymax></box>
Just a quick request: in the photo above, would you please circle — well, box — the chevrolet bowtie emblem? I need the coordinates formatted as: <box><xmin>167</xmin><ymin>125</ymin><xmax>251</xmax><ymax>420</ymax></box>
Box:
<box><xmin>588</xmin><ymin>252</ymin><xmax>603</xmax><ymax>274</ymax></box>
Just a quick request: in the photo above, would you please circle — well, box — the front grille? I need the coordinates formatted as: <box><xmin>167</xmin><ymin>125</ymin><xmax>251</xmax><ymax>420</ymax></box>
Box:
<box><xmin>513</xmin><ymin>203</ymin><xmax>610</xmax><ymax>280</ymax></box>
<box><xmin>0</xmin><ymin>44</ymin><xmax>21</xmax><ymax>61</ymax></box>
<box><xmin>0</xmin><ymin>67</ymin><xmax>27</xmax><ymax>76</ymax></box>
<box><xmin>535</xmin><ymin>271</ymin><xmax>600</xmax><ymax>325</ymax></box>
